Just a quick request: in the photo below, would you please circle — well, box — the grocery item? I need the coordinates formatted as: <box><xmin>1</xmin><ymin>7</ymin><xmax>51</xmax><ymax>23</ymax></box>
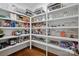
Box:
<box><xmin>8</xmin><ymin>38</ymin><xmax>17</xmax><ymax>45</ymax></box>
<box><xmin>11</xmin><ymin>21</ymin><xmax>16</xmax><ymax>27</ymax></box>
<box><xmin>60</xmin><ymin>31</ymin><xmax>66</xmax><ymax>37</ymax></box>
<box><xmin>22</xmin><ymin>16</ymin><xmax>30</xmax><ymax>22</ymax></box>
<box><xmin>49</xmin><ymin>40</ymin><xmax>59</xmax><ymax>45</ymax></box>
<box><xmin>16</xmin><ymin>30</ymin><xmax>22</xmax><ymax>36</ymax></box>
<box><xmin>12</xmin><ymin>31</ymin><xmax>16</xmax><ymax>36</ymax></box>
<box><xmin>47</xmin><ymin>3</ymin><xmax>62</xmax><ymax>11</ymax></box>
<box><xmin>0</xmin><ymin>43</ymin><xmax>2</xmax><ymax>49</ymax></box>
<box><xmin>0</xmin><ymin>42</ymin><xmax>9</xmax><ymax>48</ymax></box>
<box><xmin>3</xmin><ymin>20</ymin><xmax>11</xmax><ymax>27</ymax></box>
<box><xmin>0</xmin><ymin>29</ymin><xmax>4</xmax><ymax>38</ymax></box>
<box><xmin>60</xmin><ymin>41</ymin><xmax>78</xmax><ymax>52</ymax></box>
<box><xmin>34</xmin><ymin>7</ymin><xmax>45</xmax><ymax>15</ymax></box>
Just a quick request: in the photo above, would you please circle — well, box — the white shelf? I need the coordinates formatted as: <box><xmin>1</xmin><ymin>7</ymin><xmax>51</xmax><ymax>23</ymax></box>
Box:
<box><xmin>32</xmin><ymin>4</ymin><xmax>78</xmax><ymax>18</ymax></box>
<box><xmin>48</xmin><ymin>4</ymin><xmax>78</xmax><ymax>14</ymax></box>
<box><xmin>47</xmin><ymin>15</ymin><xmax>78</xmax><ymax>21</ymax></box>
<box><xmin>32</xmin><ymin>40</ymin><xmax>75</xmax><ymax>54</ymax></box>
<box><xmin>32</xmin><ymin>27</ymin><xmax>46</xmax><ymax>29</ymax></box>
<box><xmin>47</xmin><ymin>43</ymin><xmax>74</xmax><ymax>54</ymax></box>
<box><xmin>10</xmin><ymin>10</ymin><xmax>27</xmax><ymax>17</ymax></box>
<box><xmin>32</xmin><ymin>26</ymin><xmax>78</xmax><ymax>29</ymax></box>
<box><xmin>0</xmin><ymin>7</ymin><xmax>28</xmax><ymax>17</ymax></box>
<box><xmin>32</xmin><ymin>40</ymin><xmax>46</xmax><ymax>46</ymax></box>
<box><xmin>47</xmin><ymin>26</ymin><xmax>78</xmax><ymax>29</ymax></box>
<box><xmin>0</xmin><ymin>40</ymin><xmax>30</xmax><ymax>51</ymax></box>
<box><xmin>0</xmin><ymin>34</ymin><xmax>30</xmax><ymax>41</ymax></box>
<box><xmin>31</xmin><ymin>20</ymin><xmax>46</xmax><ymax>23</ymax></box>
<box><xmin>32</xmin><ymin>13</ymin><xmax>46</xmax><ymax>18</ymax></box>
<box><xmin>0</xmin><ymin>17</ymin><xmax>11</xmax><ymax>20</ymax></box>
<box><xmin>0</xmin><ymin>36</ymin><xmax>18</xmax><ymax>40</ymax></box>
<box><xmin>20</xmin><ymin>34</ymin><xmax>30</xmax><ymax>37</ymax></box>
<box><xmin>32</xmin><ymin>34</ymin><xmax>46</xmax><ymax>38</ymax></box>
<box><xmin>0</xmin><ymin>7</ymin><xmax>30</xmax><ymax>23</ymax></box>
<box><xmin>31</xmin><ymin>15</ymin><xmax>78</xmax><ymax>23</ymax></box>
<box><xmin>0</xmin><ymin>27</ymin><xmax>30</xmax><ymax>29</ymax></box>
<box><xmin>47</xmin><ymin>36</ymin><xmax>78</xmax><ymax>42</ymax></box>
<box><xmin>32</xmin><ymin>34</ymin><xmax>78</xmax><ymax>42</ymax></box>
<box><xmin>0</xmin><ymin>17</ymin><xmax>28</xmax><ymax>23</ymax></box>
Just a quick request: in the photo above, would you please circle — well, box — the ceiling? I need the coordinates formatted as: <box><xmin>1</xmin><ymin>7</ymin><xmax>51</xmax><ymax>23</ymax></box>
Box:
<box><xmin>14</xmin><ymin>3</ymin><xmax>48</xmax><ymax>11</ymax></box>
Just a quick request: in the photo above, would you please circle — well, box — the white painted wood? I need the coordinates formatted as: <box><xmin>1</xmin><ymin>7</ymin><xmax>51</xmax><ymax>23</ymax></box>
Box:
<box><xmin>32</xmin><ymin>40</ymin><xmax>75</xmax><ymax>56</ymax></box>
<box><xmin>32</xmin><ymin>34</ymin><xmax>78</xmax><ymax>42</ymax></box>
<box><xmin>47</xmin><ymin>26</ymin><xmax>78</xmax><ymax>29</ymax></box>
<box><xmin>30</xmin><ymin>17</ymin><xmax>32</xmax><ymax>49</ymax></box>
<box><xmin>78</xmin><ymin>5</ymin><xmax>79</xmax><ymax>52</ymax></box>
<box><xmin>47</xmin><ymin>36</ymin><xmax>78</xmax><ymax>42</ymax></box>
<box><xmin>0</xmin><ymin>27</ymin><xmax>30</xmax><ymax>29</ymax></box>
<box><xmin>0</xmin><ymin>6</ymin><xmax>29</xmax><ymax>17</ymax></box>
<box><xmin>47</xmin><ymin>15</ymin><xmax>78</xmax><ymax>21</ymax></box>
<box><xmin>0</xmin><ymin>34</ymin><xmax>30</xmax><ymax>41</ymax></box>
<box><xmin>32</xmin><ymin>34</ymin><xmax>46</xmax><ymax>38</ymax></box>
<box><xmin>48</xmin><ymin>4</ymin><xmax>78</xmax><ymax>14</ymax></box>
<box><xmin>0</xmin><ymin>40</ymin><xmax>30</xmax><ymax>56</ymax></box>
<box><xmin>46</xmin><ymin>8</ymin><xmax>48</xmax><ymax>56</ymax></box>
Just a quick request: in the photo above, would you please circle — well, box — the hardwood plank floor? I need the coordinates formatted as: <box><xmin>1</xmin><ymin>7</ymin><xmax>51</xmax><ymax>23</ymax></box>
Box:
<box><xmin>10</xmin><ymin>46</ymin><xmax>57</xmax><ymax>56</ymax></box>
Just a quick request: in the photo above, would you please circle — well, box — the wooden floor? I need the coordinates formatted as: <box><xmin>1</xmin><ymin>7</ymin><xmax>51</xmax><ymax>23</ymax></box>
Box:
<box><xmin>10</xmin><ymin>46</ymin><xmax>57</xmax><ymax>56</ymax></box>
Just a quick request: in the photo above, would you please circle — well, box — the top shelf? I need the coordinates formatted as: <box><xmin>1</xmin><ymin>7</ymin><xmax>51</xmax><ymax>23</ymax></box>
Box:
<box><xmin>48</xmin><ymin>4</ymin><xmax>78</xmax><ymax>14</ymax></box>
<box><xmin>0</xmin><ymin>7</ymin><xmax>29</xmax><ymax>17</ymax></box>
<box><xmin>31</xmin><ymin>4</ymin><xmax>78</xmax><ymax>18</ymax></box>
<box><xmin>0</xmin><ymin>7</ymin><xmax>30</xmax><ymax>23</ymax></box>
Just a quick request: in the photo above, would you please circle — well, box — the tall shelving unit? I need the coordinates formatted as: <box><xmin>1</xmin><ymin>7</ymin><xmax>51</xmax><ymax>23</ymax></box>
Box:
<box><xmin>0</xmin><ymin>5</ymin><xmax>30</xmax><ymax>56</ymax></box>
<box><xmin>31</xmin><ymin>3</ymin><xmax>79</xmax><ymax>56</ymax></box>
<box><xmin>0</xmin><ymin>3</ymin><xmax>79</xmax><ymax>56</ymax></box>
<box><xmin>47</xmin><ymin>3</ymin><xmax>79</xmax><ymax>56</ymax></box>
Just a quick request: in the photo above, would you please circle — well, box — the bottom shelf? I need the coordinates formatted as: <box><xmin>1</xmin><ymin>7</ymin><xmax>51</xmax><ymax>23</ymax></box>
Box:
<box><xmin>0</xmin><ymin>40</ymin><xmax>30</xmax><ymax>56</ymax></box>
<box><xmin>32</xmin><ymin>40</ymin><xmax>75</xmax><ymax>55</ymax></box>
<box><xmin>0</xmin><ymin>40</ymin><xmax>30</xmax><ymax>51</ymax></box>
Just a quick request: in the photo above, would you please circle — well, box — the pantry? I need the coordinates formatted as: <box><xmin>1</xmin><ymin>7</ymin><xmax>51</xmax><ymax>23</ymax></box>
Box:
<box><xmin>0</xmin><ymin>3</ymin><xmax>79</xmax><ymax>56</ymax></box>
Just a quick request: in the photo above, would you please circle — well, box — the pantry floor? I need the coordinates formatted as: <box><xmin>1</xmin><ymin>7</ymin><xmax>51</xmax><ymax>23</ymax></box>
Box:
<box><xmin>10</xmin><ymin>46</ymin><xmax>57</xmax><ymax>56</ymax></box>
